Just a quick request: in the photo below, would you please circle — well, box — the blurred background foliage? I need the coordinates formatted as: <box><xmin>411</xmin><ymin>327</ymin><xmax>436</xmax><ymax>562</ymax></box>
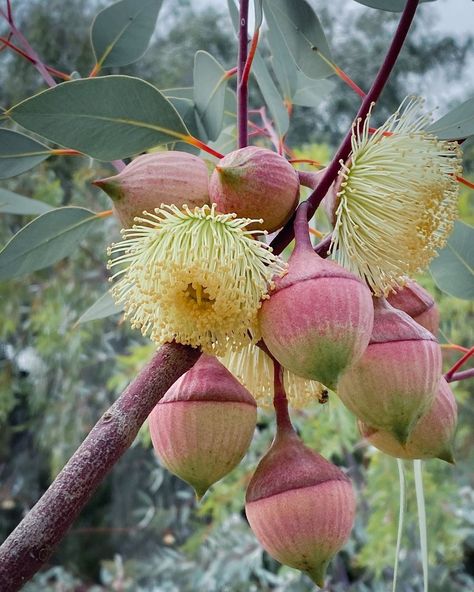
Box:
<box><xmin>0</xmin><ymin>0</ymin><xmax>473</xmax><ymax>590</ymax></box>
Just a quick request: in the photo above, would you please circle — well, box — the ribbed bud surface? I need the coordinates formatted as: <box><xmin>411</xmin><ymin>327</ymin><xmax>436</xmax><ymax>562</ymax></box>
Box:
<box><xmin>338</xmin><ymin>298</ymin><xmax>442</xmax><ymax>444</ymax></box>
<box><xmin>94</xmin><ymin>151</ymin><xmax>209</xmax><ymax>227</ymax></box>
<box><xmin>149</xmin><ymin>355</ymin><xmax>256</xmax><ymax>498</ymax></box>
<box><xmin>359</xmin><ymin>377</ymin><xmax>457</xmax><ymax>462</ymax></box>
<box><xmin>387</xmin><ymin>280</ymin><xmax>439</xmax><ymax>335</ymax></box>
<box><xmin>246</xmin><ymin>430</ymin><xmax>355</xmax><ymax>587</ymax></box>
<box><xmin>259</xmin><ymin>245</ymin><xmax>374</xmax><ymax>389</ymax></box>
<box><xmin>209</xmin><ymin>146</ymin><xmax>299</xmax><ymax>232</ymax></box>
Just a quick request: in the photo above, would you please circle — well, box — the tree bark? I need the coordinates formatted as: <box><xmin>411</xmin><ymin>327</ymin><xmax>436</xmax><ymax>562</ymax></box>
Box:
<box><xmin>0</xmin><ymin>342</ymin><xmax>201</xmax><ymax>591</ymax></box>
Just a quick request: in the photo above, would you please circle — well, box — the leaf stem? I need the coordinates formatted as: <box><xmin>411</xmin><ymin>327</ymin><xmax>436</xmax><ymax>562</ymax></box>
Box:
<box><xmin>270</xmin><ymin>0</ymin><xmax>420</xmax><ymax>256</ymax></box>
<box><xmin>0</xmin><ymin>343</ymin><xmax>201</xmax><ymax>590</ymax></box>
<box><xmin>445</xmin><ymin>346</ymin><xmax>474</xmax><ymax>381</ymax></box>
<box><xmin>272</xmin><ymin>359</ymin><xmax>293</xmax><ymax>434</ymax></box>
<box><xmin>237</xmin><ymin>0</ymin><xmax>250</xmax><ymax>148</ymax></box>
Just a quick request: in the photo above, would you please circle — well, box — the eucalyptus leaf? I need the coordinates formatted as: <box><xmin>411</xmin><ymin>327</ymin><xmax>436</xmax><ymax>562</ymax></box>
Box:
<box><xmin>193</xmin><ymin>51</ymin><xmax>228</xmax><ymax>141</ymax></box>
<box><xmin>0</xmin><ymin>188</ymin><xmax>53</xmax><ymax>215</ymax></box>
<box><xmin>265</xmin><ymin>3</ymin><xmax>298</xmax><ymax>100</ymax></box>
<box><xmin>263</xmin><ymin>0</ymin><xmax>333</xmax><ymax>80</ymax></box>
<box><xmin>354</xmin><ymin>0</ymin><xmax>436</xmax><ymax>11</ymax></box>
<box><xmin>292</xmin><ymin>72</ymin><xmax>335</xmax><ymax>108</ymax></box>
<box><xmin>430</xmin><ymin>221</ymin><xmax>474</xmax><ymax>300</ymax></box>
<box><xmin>0</xmin><ymin>207</ymin><xmax>101</xmax><ymax>280</ymax></box>
<box><xmin>0</xmin><ymin>129</ymin><xmax>50</xmax><ymax>179</ymax></box>
<box><xmin>91</xmin><ymin>0</ymin><xmax>163</xmax><ymax>68</ymax></box>
<box><xmin>254</xmin><ymin>0</ymin><xmax>263</xmax><ymax>29</ymax></box>
<box><xmin>8</xmin><ymin>76</ymin><xmax>189</xmax><ymax>161</ymax></box>
<box><xmin>252</xmin><ymin>51</ymin><xmax>290</xmax><ymax>137</ymax></box>
<box><xmin>76</xmin><ymin>291</ymin><xmax>123</xmax><ymax>324</ymax></box>
<box><xmin>427</xmin><ymin>96</ymin><xmax>474</xmax><ymax>140</ymax></box>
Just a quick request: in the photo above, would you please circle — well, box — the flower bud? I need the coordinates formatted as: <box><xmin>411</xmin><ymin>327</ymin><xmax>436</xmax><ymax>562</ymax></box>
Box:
<box><xmin>359</xmin><ymin>377</ymin><xmax>457</xmax><ymax>463</ymax></box>
<box><xmin>148</xmin><ymin>355</ymin><xmax>257</xmax><ymax>499</ymax></box>
<box><xmin>387</xmin><ymin>280</ymin><xmax>439</xmax><ymax>335</ymax></box>
<box><xmin>338</xmin><ymin>298</ymin><xmax>442</xmax><ymax>444</ymax></box>
<box><xmin>93</xmin><ymin>151</ymin><xmax>209</xmax><ymax>227</ymax></box>
<box><xmin>259</xmin><ymin>206</ymin><xmax>374</xmax><ymax>389</ymax></box>
<box><xmin>209</xmin><ymin>146</ymin><xmax>299</xmax><ymax>232</ymax></box>
<box><xmin>246</xmin><ymin>428</ymin><xmax>355</xmax><ymax>587</ymax></box>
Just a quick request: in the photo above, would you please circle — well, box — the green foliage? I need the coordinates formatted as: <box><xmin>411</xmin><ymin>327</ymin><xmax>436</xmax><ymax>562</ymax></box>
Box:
<box><xmin>0</xmin><ymin>188</ymin><xmax>53</xmax><ymax>215</ymax></box>
<box><xmin>0</xmin><ymin>207</ymin><xmax>102</xmax><ymax>280</ymax></box>
<box><xmin>354</xmin><ymin>0</ymin><xmax>437</xmax><ymax>11</ymax></box>
<box><xmin>262</xmin><ymin>0</ymin><xmax>333</xmax><ymax>79</ymax></box>
<box><xmin>193</xmin><ymin>51</ymin><xmax>228</xmax><ymax>141</ymax></box>
<box><xmin>428</xmin><ymin>96</ymin><xmax>474</xmax><ymax>141</ymax></box>
<box><xmin>8</xmin><ymin>76</ymin><xmax>190</xmax><ymax>161</ymax></box>
<box><xmin>0</xmin><ymin>129</ymin><xmax>50</xmax><ymax>179</ymax></box>
<box><xmin>430</xmin><ymin>221</ymin><xmax>474</xmax><ymax>300</ymax></box>
<box><xmin>91</xmin><ymin>0</ymin><xmax>164</xmax><ymax>69</ymax></box>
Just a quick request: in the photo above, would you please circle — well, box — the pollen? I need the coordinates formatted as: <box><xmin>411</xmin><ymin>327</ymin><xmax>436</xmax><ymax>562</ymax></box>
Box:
<box><xmin>329</xmin><ymin>96</ymin><xmax>462</xmax><ymax>296</ymax></box>
<box><xmin>220</xmin><ymin>344</ymin><xmax>327</xmax><ymax>409</ymax></box>
<box><xmin>108</xmin><ymin>204</ymin><xmax>287</xmax><ymax>355</ymax></box>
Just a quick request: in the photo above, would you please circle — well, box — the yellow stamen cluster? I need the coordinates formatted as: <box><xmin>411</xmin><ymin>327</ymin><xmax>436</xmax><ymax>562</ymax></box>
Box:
<box><xmin>220</xmin><ymin>344</ymin><xmax>327</xmax><ymax>409</ymax></box>
<box><xmin>108</xmin><ymin>204</ymin><xmax>286</xmax><ymax>356</ymax></box>
<box><xmin>330</xmin><ymin>96</ymin><xmax>462</xmax><ymax>296</ymax></box>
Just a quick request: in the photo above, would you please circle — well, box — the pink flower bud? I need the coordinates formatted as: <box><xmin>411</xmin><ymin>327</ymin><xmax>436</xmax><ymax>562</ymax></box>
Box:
<box><xmin>338</xmin><ymin>298</ymin><xmax>442</xmax><ymax>444</ymax></box>
<box><xmin>148</xmin><ymin>355</ymin><xmax>257</xmax><ymax>499</ymax></box>
<box><xmin>258</xmin><ymin>210</ymin><xmax>374</xmax><ymax>389</ymax></box>
<box><xmin>359</xmin><ymin>377</ymin><xmax>457</xmax><ymax>463</ymax></box>
<box><xmin>93</xmin><ymin>151</ymin><xmax>210</xmax><ymax>227</ymax></box>
<box><xmin>387</xmin><ymin>280</ymin><xmax>440</xmax><ymax>335</ymax></box>
<box><xmin>209</xmin><ymin>146</ymin><xmax>299</xmax><ymax>232</ymax></box>
<box><xmin>246</xmin><ymin>428</ymin><xmax>355</xmax><ymax>587</ymax></box>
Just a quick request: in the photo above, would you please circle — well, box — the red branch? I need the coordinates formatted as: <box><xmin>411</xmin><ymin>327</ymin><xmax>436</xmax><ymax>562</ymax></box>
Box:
<box><xmin>237</xmin><ymin>0</ymin><xmax>250</xmax><ymax>148</ymax></box>
<box><xmin>0</xmin><ymin>342</ymin><xmax>201</xmax><ymax>591</ymax></box>
<box><xmin>270</xmin><ymin>0</ymin><xmax>420</xmax><ymax>256</ymax></box>
<box><xmin>445</xmin><ymin>346</ymin><xmax>474</xmax><ymax>381</ymax></box>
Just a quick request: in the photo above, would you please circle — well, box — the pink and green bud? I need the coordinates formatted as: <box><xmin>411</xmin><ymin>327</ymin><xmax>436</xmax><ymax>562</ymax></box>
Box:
<box><xmin>245</xmin><ymin>428</ymin><xmax>355</xmax><ymax>587</ymax></box>
<box><xmin>209</xmin><ymin>146</ymin><xmax>299</xmax><ymax>232</ymax></box>
<box><xmin>148</xmin><ymin>355</ymin><xmax>257</xmax><ymax>499</ymax></box>
<box><xmin>338</xmin><ymin>298</ymin><xmax>442</xmax><ymax>444</ymax></box>
<box><xmin>387</xmin><ymin>280</ymin><xmax>440</xmax><ymax>335</ymax></box>
<box><xmin>258</xmin><ymin>209</ymin><xmax>374</xmax><ymax>390</ymax></box>
<box><xmin>93</xmin><ymin>151</ymin><xmax>210</xmax><ymax>227</ymax></box>
<box><xmin>359</xmin><ymin>376</ymin><xmax>457</xmax><ymax>463</ymax></box>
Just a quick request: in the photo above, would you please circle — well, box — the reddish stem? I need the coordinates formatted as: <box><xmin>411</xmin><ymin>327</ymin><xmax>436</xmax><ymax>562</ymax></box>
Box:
<box><xmin>272</xmin><ymin>360</ymin><xmax>293</xmax><ymax>434</ymax></box>
<box><xmin>457</xmin><ymin>175</ymin><xmax>474</xmax><ymax>190</ymax></box>
<box><xmin>446</xmin><ymin>368</ymin><xmax>474</xmax><ymax>383</ymax></box>
<box><xmin>0</xmin><ymin>7</ymin><xmax>56</xmax><ymax>87</ymax></box>
<box><xmin>237</xmin><ymin>0</ymin><xmax>250</xmax><ymax>148</ymax></box>
<box><xmin>0</xmin><ymin>343</ymin><xmax>201</xmax><ymax>590</ymax></box>
<box><xmin>0</xmin><ymin>36</ymin><xmax>71</xmax><ymax>80</ymax></box>
<box><xmin>241</xmin><ymin>27</ymin><xmax>259</xmax><ymax>89</ymax></box>
<box><xmin>270</xmin><ymin>0</ymin><xmax>420</xmax><ymax>256</ymax></box>
<box><xmin>445</xmin><ymin>346</ymin><xmax>474</xmax><ymax>381</ymax></box>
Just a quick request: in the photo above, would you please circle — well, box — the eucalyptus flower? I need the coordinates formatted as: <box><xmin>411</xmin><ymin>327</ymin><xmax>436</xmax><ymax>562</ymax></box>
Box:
<box><xmin>329</xmin><ymin>96</ymin><xmax>462</xmax><ymax>295</ymax></box>
<box><xmin>108</xmin><ymin>204</ymin><xmax>286</xmax><ymax>355</ymax></box>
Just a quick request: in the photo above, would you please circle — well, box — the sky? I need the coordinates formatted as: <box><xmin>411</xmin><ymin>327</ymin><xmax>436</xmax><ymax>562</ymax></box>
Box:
<box><xmin>429</xmin><ymin>0</ymin><xmax>474</xmax><ymax>35</ymax></box>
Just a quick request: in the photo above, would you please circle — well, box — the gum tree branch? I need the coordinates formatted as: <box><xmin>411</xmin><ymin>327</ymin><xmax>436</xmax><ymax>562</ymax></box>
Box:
<box><xmin>271</xmin><ymin>0</ymin><xmax>420</xmax><ymax>256</ymax></box>
<box><xmin>0</xmin><ymin>342</ymin><xmax>201</xmax><ymax>591</ymax></box>
<box><xmin>445</xmin><ymin>368</ymin><xmax>474</xmax><ymax>384</ymax></box>
<box><xmin>237</xmin><ymin>0</ymin><xmax>250</xmax><ymax>148</ymax></box>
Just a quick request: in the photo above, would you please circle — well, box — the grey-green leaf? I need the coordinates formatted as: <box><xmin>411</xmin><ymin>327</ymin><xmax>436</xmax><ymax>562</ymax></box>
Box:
<box><xmin>292</xmin><ymin>72</ymin><xmax>335</xmax><ymax>108</ymax></box>
<box><xmin>0</xmin><ymin>129</ymin><xmax>50</xmax><ymax>179</ymax></box>
<box><xmin>354</xmin><ymin>0</ymin><xmax>436</xmax><ymax>11</ymax></box>
<box><xmin>0</xmin><ymin>188</ymin><xmax>53</xmax><ymax>215</ymax></box>
<box><xmin>254</xmin><ymin>0</ymin><xmax>263</xmax><ymax>28</ymax></box>
<box><xmin>263</xmin><ymin>0</ymin><xmax>333</xmax><ymax>80</ymax></box>
<box><xmin>76</xmin><ymin>291</ymin><xmax>123</xmax><ymax>324</ymax></box>
<box><xmin>427</xmin><ymin>96</ymin><xmax>474</xmax><ymax>141</ymax></box>
<box><xmin>91</xmin><ymin>0</ymin><xmax>163</xmax><ymax>68</ymax></box>
<box><xmin>8</xmin><ymin>76</ymin><xmax>189</xmax><ymax>161</ymax></box>
<box><xmin>0</xmin><ymin>207</ymin><xmax>101</xmax><ymax>280</ymax></box>
<box><xmin>430</xmin><ymin>221</ymin><xmax>474</xmax><ymax>300</ymax></box>
<box><xmin>193</xmin><ymin>51</ymin><xmax>228</xmax><ymax>141</ymax></box>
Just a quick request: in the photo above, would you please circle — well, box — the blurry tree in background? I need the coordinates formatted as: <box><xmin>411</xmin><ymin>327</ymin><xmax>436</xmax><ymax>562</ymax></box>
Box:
<box><xmin>0</xmin><ymin>0</ymin><xmax>473</xmax><ymax>591</ymax></box>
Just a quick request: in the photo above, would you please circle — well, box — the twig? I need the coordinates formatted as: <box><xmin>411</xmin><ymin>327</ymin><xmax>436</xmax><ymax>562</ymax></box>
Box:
<box><xmin>237</xmin><ymin>0</ymin><xmax>250</xmax><ymax>148</ymax></box>
<box><xmin>446</xmin><ymin>368</ymin><xmax>474</xmax><ymax>383</ymax></box>
<box><xmin>0</xmin><ymin>342</ymin><xmax>201</xmax><ymax>591</ymax></box>
<box><xmin>270</xmin><ymin>0</ymin><xmax>420</xmax><ymax>256</ymax></box>
<box><xmin>444</xmin><ymin>346</ymin><xmax>474</xmax><ymax>381</ymax></box>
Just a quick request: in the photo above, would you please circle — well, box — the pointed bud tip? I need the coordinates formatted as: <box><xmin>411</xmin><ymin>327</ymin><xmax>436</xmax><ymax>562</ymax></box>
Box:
<box><xmin>92</xmin><ymin>178</ymin><xmax>124</xmax><ymax>201</ymax></box>
<box><xmin>437</xmin><ymin>448</ymin><xmax>456</xmax><ymax>465</ymax></box>
<box><xmin>306</xmin><ymin>564</ymin><xmax>327</xmax><ymax>588</ymax></box>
